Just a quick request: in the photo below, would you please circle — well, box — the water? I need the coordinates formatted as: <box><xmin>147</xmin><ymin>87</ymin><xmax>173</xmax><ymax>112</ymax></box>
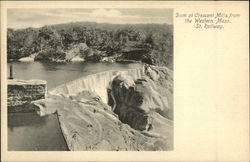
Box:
<box><xmin>49</xmin><ymin>68</ymin><xmax>143</xmax><ymax>104</ymax></box>
<box><xmin>7</xmin><ymin>61</ymin><xmax>141</xmax><ymax>151</ymax></box>
<box><xmin>8</xmin><ymin>113</ymin><xmax>69</xmax><ymax>151</ymax></box>
<box><xmin>7</xmin><ymin>61</ymin><xmax>142</xmax><ymax>89</ymax></box>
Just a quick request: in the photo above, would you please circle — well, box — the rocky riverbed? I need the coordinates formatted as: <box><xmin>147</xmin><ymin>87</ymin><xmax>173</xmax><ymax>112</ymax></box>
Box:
<box><xmin>33</xmin><ymin>65</ymin><xmax>173</xmax><ymax>151</ymax></box>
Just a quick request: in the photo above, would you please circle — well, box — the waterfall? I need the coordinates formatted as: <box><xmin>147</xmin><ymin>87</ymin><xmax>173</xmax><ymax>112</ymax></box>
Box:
<box><xmin>49</xmin><ymin>68</ymin><xmax>144</xmax><ymax>103</ymax></box>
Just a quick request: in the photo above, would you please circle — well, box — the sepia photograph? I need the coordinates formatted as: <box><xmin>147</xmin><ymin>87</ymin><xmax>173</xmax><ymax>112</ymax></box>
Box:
<box><xmin>2</xmin><ymin>1</ymin><xmax>248</xmax><ymax>162</ymax></box>
<box><xmin>7</xmin><ymin>8</ymin><xmax>173</xmax><ymax>151</ymax></box>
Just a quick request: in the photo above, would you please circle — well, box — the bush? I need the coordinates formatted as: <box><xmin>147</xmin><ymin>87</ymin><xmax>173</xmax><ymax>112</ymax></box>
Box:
<box><xmin>35</xmin><ymin>49</ymin><xmax>66</xmax><ymax>62</ymax></box>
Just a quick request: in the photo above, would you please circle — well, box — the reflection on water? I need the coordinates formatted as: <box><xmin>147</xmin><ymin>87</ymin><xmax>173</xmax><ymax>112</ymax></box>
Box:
<box><xmin>8</xmin><ymin>113</ymin><xmax>69</xmax><ymax>151</ymax></box>
<box><xmin>7</xmin><ymin>61</ymin><xmax>142</xmax><ymax>89</ymax></box>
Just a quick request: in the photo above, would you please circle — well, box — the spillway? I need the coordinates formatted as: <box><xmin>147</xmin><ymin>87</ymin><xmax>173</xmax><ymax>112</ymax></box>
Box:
<box><xmin>48</xmin><ymin>68</ymin><xmax>144</xmax><ymax>103</ymax></box>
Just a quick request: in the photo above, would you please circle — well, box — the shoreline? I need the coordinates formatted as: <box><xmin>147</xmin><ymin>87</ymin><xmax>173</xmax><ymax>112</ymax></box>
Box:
<box><xmin>54</xmin><ymin>110</ymin><xmax>70</xmax><ymax>151</ymax></box>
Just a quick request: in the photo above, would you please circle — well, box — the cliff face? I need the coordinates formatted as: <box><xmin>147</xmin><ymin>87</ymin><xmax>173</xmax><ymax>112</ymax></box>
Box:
<box><xmin>34</xmin><ymin>65</ymin><xmax>173</xmax><ymax>151</ymax></box>
<box><xmin>109</xmin><ymin>65</ymin><xmax>173</xmax><ymax>136</ymax></box>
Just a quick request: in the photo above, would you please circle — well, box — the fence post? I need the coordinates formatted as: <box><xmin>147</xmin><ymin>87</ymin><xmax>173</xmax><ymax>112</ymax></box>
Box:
<box><xmin>9</xmin><ymin>65</ymin><xmax>13</xmax><ymax>79</ymax></box>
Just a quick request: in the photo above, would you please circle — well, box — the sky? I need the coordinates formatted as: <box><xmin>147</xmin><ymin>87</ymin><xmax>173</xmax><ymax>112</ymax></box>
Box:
<box><xmin>7</xmin><ymin>8</ymin><xmax>173</xmax><ymax>29</ymax></box>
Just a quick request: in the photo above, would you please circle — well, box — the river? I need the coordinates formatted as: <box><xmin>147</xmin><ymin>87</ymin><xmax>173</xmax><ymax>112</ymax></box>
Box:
<box><xmin>8</xmin><ymin>61</ymin><xmax>141</xmax><ymax>151</ymax></box>
<box><xmin>7</xmin><ymin>61</ymin><xmax>141</xmax><ymax>89</ymax></box>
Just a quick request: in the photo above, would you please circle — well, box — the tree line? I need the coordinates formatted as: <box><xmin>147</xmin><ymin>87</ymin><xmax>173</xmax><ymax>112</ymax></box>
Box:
<box><xmin>7</xmin><ymin>22</ymin><xmax>173</xmax><ymax>68</ymax></box>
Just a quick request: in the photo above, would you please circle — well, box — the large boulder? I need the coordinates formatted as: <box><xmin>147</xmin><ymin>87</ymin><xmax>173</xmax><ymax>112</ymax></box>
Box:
<box><xmin>65</xmin><ymin>43</ymin><xmax>89</xmax><ymax>61</ymax></box>
<box><xmin>109</xmin><ymin>65</ymin><xmax>173</xmax><ymax>135</ymax></box>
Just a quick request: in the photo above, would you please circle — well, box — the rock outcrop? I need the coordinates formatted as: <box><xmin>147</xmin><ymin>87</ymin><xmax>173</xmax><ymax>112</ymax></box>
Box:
<box><xmin>18</xmin><ymin>53</ymin><xmax>38</xmax><ymax>62</ymax></box>
<box><xmin>33</xmin><ymin>65</ymin><xmax>173</xmax><ymax>151</ymax></box>
<box><xmin>34</xmin><ymin>90</ymin><xmax>171</xmax><ymax>151</ymax></box>
<box><xmin>65</xmin><ymin>43</ymin><xmax>89</xmax><ymax>61</ymax></box>
<box><xmin>108</xmin><ymin>65</ymin><xmax>173</xmax><ymax>138</ymax></box>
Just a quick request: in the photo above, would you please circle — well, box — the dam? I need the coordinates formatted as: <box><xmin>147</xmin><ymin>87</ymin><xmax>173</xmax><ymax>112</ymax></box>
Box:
<box><xmin>7</xmin><ymin>64</ymin><xmax>146</xmax><ymax>151</ymax></box>
<box><xmin>49</xmin><ymin>67</ymin><xmax>144</xmax><ymax>104</ymax></box>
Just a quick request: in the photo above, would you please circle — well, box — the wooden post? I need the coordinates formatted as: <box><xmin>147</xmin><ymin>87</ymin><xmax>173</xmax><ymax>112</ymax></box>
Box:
<box><xmin>9</xmin><ymin>65</ymin><xmax>13</xmax><ymax>79</ymax></box>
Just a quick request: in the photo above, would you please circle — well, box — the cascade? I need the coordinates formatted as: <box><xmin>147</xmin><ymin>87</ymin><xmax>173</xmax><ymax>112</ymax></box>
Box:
<box><xmin>49</xmin><ymin>68</ymin><xmax>144</xmax><ymax>103</ymax></box>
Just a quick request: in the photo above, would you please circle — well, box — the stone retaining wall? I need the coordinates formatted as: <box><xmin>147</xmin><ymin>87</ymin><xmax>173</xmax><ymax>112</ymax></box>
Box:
<box><xmin>8</xmin><ymin>79</ymin><xmax>47</xmax><ymax>107</ymax></box>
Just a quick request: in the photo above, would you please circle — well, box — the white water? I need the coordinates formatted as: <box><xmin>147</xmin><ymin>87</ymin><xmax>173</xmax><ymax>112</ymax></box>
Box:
<box><xmin>49</xmin><ymin>68</ymin><xmax>144</xmax><ymax>103</ymax></box>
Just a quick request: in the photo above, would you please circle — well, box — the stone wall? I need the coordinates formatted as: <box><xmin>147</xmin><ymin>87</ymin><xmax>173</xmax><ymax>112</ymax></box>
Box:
<box><xmin>8</xmin><ymin>79</ymin><xmax>47</xmax><ymax>107</ymax></box>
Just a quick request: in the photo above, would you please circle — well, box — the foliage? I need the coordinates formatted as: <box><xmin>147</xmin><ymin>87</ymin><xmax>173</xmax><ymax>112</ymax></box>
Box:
<box><xmin>7</xmin><ymin>22</ymin><xmax>173</xmax><ymax>68</ymax></box>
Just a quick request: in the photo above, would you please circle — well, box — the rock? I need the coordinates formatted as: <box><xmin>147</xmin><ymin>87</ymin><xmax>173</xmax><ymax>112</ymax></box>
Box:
<box><xmin>71</xmin><ymin>90</ymin><xmax>112</xmax><ymax>112</ymax></box>
<box><xmin>112</xmin><ymin>73</ymin><xmax>135</xmax><ymax>89</ymax></box>
<box><xmin>65</xmin><ymin>43</ymin><xmax>89</xmax><ymax>61</ymax></box>
<box><xmin>95</xmin><ymin>140</ymin><xmax>112</xmax><ymax>150</ymax></box>
<box><xmin>18</xmin><ymin>53</ymin><xmax>38</xmax><ymax>62</ymax></box>
<box><xmin>33</xmin><ymin>92</ymin><xmax>171</xmax><ymax>151</ymax></box>
<box><xmin>31</xmin><ymin>65</ymin><xmax>173</xmax><ymax>151</ymax></box>
<box><xmin>144</xmin><ymin>65</ymin><xmax>173</xmax><ymax>117</ymax></box>
<box><xmin>19</xmin><ymin>56</ymin><xmax>34</xmax><ymax>62</ymax></box>
<box><xmin>109</xmin><ymin>65</ymin><xmax>173</xmax><ymax>135</ymax></box>
<box><xmin>71</xmin><ymin>56</ymin><xmax>85</xmax><ymax>62</ymax></box>
<box><xmin>100</xmin><ymin>56</ymin><xmax>116</xmax><ymax>62</ymax></box>
<box><xmin>144</xmin><ymin>66</ymin><xmax>159</xmax><ymax>81</ymax></box>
